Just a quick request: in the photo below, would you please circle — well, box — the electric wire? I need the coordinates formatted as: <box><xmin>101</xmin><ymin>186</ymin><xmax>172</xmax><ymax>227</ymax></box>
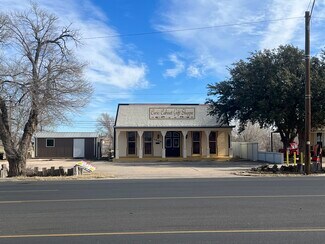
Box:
<box><xmin>307</xmin><ymin>0</ymin><xmax>312</xmax><ymax>11</ymax></box>
<box><xmin>81</xmin><ymin>16</ymin><xmax>303</xmax><ymax>40</ymax></box>
<box><xmin>310</xmin><ymin>0</ymin><xmax>316</xmax><ymax>16</ymax></box>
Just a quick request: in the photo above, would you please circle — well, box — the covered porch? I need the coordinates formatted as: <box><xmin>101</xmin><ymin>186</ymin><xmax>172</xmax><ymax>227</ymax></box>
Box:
<box><xmin>114</xmin><ymin>128</ymin><xmax>231</xmax><ymax>160</ymax></box>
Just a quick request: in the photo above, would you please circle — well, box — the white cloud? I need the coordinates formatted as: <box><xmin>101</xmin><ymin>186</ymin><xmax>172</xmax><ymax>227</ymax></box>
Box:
<box><xmin>0</xmin><ymin>0</ymin><xmax>149</xmax><ymax>90</ymax></box>
<box><xmin>259</xmin><ymin>0</ymin><xmax>306</xmax><ymax>49</ymax></box>
<box><xmin>155</xmin><ymin>0</ymin><xmax>265</xmax><ymax>78</ymax></box>
<box><xmin>187</xmin><ymin>65</ymin><xmax>201</xmax><ymax>78</ymax></box>
<box><xmin>156</xmin><ymin>0</ymin><xmax>322</xmax><ymax>78</ymax></box>
<box><xmin>164</xmin><ymin>53</ymin><xmax>185</xmax><ymax>78</ymax></box>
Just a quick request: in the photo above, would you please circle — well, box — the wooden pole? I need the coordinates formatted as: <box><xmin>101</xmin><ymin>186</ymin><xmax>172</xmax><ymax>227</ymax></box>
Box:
<box><xmin>305</xmin><ymin>11</ymin><xmax>311</xmax><ymax>175</ymax></box>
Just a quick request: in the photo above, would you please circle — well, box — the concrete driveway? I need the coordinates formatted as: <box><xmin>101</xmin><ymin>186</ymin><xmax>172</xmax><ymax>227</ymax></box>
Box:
<box><xmin>15</xmin><ymin>159</ymin><xmax>261</xmax><ymax>179</ymax></box>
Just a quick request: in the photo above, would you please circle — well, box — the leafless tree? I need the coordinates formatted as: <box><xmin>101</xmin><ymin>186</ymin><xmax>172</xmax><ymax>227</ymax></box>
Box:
<box><xmin>0</xmin><ymin>14</ymin><xmax>8</xmax><ymax>43</ymax></box>
<box><xmin>96</xmin><ymin>112</ymin><xmax>115</xmax><ymax>154</ymax></box>
<box><xmin>232</xmin><ymin>121</ymin><xmax>282</xmax><ymax>152</ymax></box>
<box><xmin>0</xmin><ymin>4</ymin><xmax>93</xmax><ymax>176</ymax></box>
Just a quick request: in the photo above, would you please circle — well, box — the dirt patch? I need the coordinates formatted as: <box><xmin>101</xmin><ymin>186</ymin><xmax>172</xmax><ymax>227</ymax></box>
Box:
<box><xmin>0</xmin><ymin>158</ymin><xmax>265</xmax><ymax>180</ymax></box>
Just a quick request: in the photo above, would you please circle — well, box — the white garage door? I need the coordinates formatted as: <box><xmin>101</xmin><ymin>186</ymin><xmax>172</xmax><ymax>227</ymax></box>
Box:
<box><xmin>73</xmin><ymin>139</ymin><xmax>85</xmax><ymax>158</ymax></box>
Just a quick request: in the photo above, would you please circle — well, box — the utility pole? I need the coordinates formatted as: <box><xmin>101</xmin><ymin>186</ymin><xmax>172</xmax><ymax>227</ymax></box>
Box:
<box><xmin>305</xmin><ymin>10</ymin><xmax>311</xmax><ymax>175</ymax></box>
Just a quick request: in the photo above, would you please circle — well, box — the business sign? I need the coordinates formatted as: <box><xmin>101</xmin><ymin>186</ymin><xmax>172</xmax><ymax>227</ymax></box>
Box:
<box><xmin>149</xmin><ymin>107</ymin><xmax>195</xmax><ymax>120</ymax></box>
<box><xmin>75</xmin><ymin>161</ymin><xmax>96</xmax><ymax>172</ymax></box>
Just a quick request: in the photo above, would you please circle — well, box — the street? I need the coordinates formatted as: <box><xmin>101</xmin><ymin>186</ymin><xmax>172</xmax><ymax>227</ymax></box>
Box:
<box><xmin>1</xmin><ymin>177</ymin><xmax>325</xmax><ymax>243</ymax></box>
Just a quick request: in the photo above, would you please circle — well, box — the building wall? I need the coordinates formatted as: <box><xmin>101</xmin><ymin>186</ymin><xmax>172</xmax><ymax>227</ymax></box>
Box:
<box><xmin>85</xmin><ymin>138</ymin><xmax>96</xmax><ymax>159</ymax></box>
<box><xmin>37</xmin><ymin>138</ymin><xmax>73</xmax><ymax>158</ymax></box>
<box><xmin>115</xmin><ymin>128</ymin><xmax>231</xmax><ymax>158</ymax></box>
<box><xmin>311</xmin><ymin>132</ymin><xmax>324</xmax><ymax>146</ymax></box>
<box><xmin>217</xmin><ymin>131</ymin><xmax>229</xmax><ymax>156</ymax></box>
<box><xmin>118</xmin><ymin>131</ymin><xmax>127</xmax><ymax>157</ymax></box>
<box><xmin>36</xmin><ymin>138</ymin><xmax>97</xmax><ymax>159</ymax></box>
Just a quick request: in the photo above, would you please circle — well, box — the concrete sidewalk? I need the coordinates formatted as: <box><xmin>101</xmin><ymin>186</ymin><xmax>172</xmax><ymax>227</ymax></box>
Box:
<box><xmin>6</xmin><ymin>159</ymin><xmax>262</xmax><ymax>179</ymax></box>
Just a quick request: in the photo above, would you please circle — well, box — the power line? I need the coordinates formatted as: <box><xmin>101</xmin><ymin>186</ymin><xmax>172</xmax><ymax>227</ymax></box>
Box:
<box><xmin>99</xmin><ymin>92</ymin><xmax>206</xmax><ymax>96</ymax></box>
<box><xmin>82</xmin><ymin>16</ymin><xmax>303</xmax><ymax>40</ymax></box>
<box><xmin>310</xmin><ymin>0</ymin><xmax>316</xmax><ymax>16</ymax></box>
<box><xmin>307</xmin><ymin>0</ymin><xmax>312</xmax><ymax>11</ymax></box>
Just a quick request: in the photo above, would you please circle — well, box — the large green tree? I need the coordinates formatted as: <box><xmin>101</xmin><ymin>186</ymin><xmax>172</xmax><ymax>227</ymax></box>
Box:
<box><xmin>207</xmin><ymin>45</ymin><xmax>325</xmax><ymax>151</ymax></box>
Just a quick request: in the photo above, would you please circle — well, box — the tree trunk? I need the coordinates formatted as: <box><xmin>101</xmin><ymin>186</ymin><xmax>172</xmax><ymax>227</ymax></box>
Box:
<box><xmin>1</xmin><ymin>107</ymin><xmax>37</xmax><ymax>177</ymax></box>
<box><xmin>7</xmin><ymin>156</ymin><xmax>26</xmax><ymax>177</ymax></box>
<box><xmin>298</xmin><ymin>131</ymin><xmax>305</xmax><ymax>157</ymax></box>
<box><xmin>279</xmin><ymin>131</ymin><xmax>290</xmax><ymax>150</ymax></box>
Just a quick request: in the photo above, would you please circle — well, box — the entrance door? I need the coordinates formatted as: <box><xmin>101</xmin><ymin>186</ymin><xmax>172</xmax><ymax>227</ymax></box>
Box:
<box><xmin>73</xmin><ymin>139</ymin><xmax>85</xmax><ymax>158</ymax></box>
<box><xmin>165</xmin><ymin>131</ymin><xmax>180</xmax><ymax>157</ymax></box>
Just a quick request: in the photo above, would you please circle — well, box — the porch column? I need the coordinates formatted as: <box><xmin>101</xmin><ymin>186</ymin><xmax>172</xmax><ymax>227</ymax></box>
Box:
<box><xmin>205</xmin><ymin>130</ymin><xmax>211</xmax><ymax>158</ymax></box>
<box><xmin>161</xmin><ymin>130</ymin><xmax>167</xmax><ymax>158</ymax></box>
<box><xmin>115</xmin><ymin>130</ymin><xmax>120</xmax><ymax>159</ymax></box>
<box><xmin>138</xmin><ymin>130</ymin><xmax>143</xmax><ymax>158</ymax></box>
<box><xmin>182</xmin><ymin>130</ymin><xmax>188</xmax><ymax>158</ymax></box>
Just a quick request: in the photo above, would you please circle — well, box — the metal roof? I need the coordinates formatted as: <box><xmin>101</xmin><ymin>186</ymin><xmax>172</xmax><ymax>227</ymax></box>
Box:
<box><xmin>115</xmin><ymin>104</ymin><xmax>228</xmax><ymax>128</ymax></box>
<box><xmin>34</xmin><ymin>132</ymin><xmax>99</xmax><ymax>138</ymax></box>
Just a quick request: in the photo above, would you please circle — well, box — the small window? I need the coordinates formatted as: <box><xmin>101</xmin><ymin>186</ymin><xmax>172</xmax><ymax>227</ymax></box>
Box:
<box><xmin>173</xmin><ymin>138</ymin><xmax>180</xmax><ymax>148</ymax></box>
<box><xmin>46</xmin><ymin>139</ymin><xmax>55</xmax><ymax>147</ymax></box>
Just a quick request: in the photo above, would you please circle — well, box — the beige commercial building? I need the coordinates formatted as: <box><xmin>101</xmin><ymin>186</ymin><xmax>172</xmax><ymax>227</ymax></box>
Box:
<box><xmin>114</xmin><ymin>104</ymin><xmax>233</xmax><ymax>160</ymax></box>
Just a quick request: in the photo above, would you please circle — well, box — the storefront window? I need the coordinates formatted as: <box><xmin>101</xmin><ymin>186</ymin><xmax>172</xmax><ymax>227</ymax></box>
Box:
<box><xmin>144</xmin><ymin>132</ymin><xmax>152</xmax><ymax>155</ymax></box>
<box><xmin>209</xmin><ymin>131</ymin><xmax>217</xmax><ymax>154</ymax></box>
<box><xmin>192</xmin><ymin>131</ymin><xmax>201</xmax><ymax>154</ymax></box>
<box><xmin>127</xmin><ymin>132</ymin><xmax>136</xmax><ymax>155</ymax></box>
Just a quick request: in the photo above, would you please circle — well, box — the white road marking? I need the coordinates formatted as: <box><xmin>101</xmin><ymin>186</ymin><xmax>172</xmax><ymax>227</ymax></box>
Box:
<box><xmin>1</xmin><ymin>194</ymin><xmax>325</xmax><ymax>204</ymax></box>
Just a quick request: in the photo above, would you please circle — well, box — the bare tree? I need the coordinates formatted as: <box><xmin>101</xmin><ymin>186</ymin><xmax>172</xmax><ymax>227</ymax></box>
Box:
<box><xmin>0</xmin><ymin>14</ymin><xmax>8</xmax><ymax>43</ymax></box>
<box><xmin>96</xmin><ymin>113</ymin><xmax>115</xmax><ymax>153</ymax></box>
<box><xmin>0</xmin><ymin>4</ymin><xmax>93</xmax><ymax>176</ymax></box>
<box><xmin>232</xmin><ymin>121</ymin><xmax>282</xmax><ymax>151</ymax></box>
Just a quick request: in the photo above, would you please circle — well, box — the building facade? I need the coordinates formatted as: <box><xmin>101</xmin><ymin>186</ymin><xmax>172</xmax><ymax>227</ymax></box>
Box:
<box><xmin>35</xmin><ymin>132</ymin><xmax>100</xmax><ymax>159</ymax></box>
<box><xmin>114</xmin><ymin>104</ymin><xmax>233</xmax><ymax>159</ymax></box>
<box><xmin>311</xmin><ymin>130</ymin><xmax>325</xmax><ymax>155</ymax></box>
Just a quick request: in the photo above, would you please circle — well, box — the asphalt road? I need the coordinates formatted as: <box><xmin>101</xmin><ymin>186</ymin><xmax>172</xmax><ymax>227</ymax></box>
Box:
<box><xmin>1</xmin><ymin>177</ymin><xmax>325</xmax><ymax>243</ymax></box>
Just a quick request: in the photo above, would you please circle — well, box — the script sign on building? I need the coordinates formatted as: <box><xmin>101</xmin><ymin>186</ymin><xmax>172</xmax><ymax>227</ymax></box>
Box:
<box><xmin>149</xmin><ymin>107</ymin><xmax>195</xmax><ymax>120</ymax></box>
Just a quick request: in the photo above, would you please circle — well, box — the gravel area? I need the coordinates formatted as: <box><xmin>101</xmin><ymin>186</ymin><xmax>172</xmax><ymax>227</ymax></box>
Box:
<box><xmin>0</xmin><ymin>158</ymin><xmax>263</xmax><ymax>180</ymax></box>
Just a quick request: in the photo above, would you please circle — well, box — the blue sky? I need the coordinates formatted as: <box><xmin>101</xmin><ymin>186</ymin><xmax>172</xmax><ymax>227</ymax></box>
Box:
<box><xmin>1</xmin><ymin>0</ymin><xmax>325</xmax><ymax>132</ymax></box>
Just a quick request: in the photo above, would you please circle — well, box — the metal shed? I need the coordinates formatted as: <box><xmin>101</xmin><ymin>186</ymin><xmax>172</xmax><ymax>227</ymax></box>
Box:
<box><xmin>34</xmin><ymin>132</ymin><xmax>100</xmax><ymax>159</ymax></box>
